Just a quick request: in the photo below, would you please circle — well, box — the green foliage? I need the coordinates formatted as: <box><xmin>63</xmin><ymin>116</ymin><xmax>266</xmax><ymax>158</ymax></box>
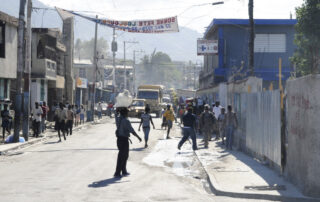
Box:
<box><xmin>291</xmin><ymin>0</ymin><xmax>320</xmax><ymax>76</ymax></box>
<box><xmin>74</xmin><ymin>37</ymin><xmax>109</xmax><ymax>60</ymax></box>
<box><xmin>137</xmin><ymin>51</ymin><xmax>184</xmax><ymax>89</ymax></box>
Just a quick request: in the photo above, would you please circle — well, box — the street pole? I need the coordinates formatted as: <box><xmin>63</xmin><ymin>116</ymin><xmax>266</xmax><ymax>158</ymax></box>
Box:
<box><xmin>112</xmin><ymin>27</ymin><xmax>116</xmax><ymax>88</ymax></box>
<box><xmin>123</xmin><ymin>41</ymin><xmax>138</xmax><ymax>92</ymax></box>
<box><xmin>248</xmin><ymin>0</ymin><xmax>254</xmax><ymax>76</ymax></box>
<box><xmin>22</xmin><ymin>0</ymin><xmax>32</xmax><ymax>141</ymax></box>
<box><xmin>123</xmin><ymin>41</ymin><xmax>126</xmax><ymax>90</ymax></box>
<box><xmin>90</xmin><ymin>15</ymin><xmax>98</xmax><ymax>121</ymax></box>
<box><xmin>13</xmin><ymin>0</ymin><xmax>26</xmax><ymax>142</ymax></box>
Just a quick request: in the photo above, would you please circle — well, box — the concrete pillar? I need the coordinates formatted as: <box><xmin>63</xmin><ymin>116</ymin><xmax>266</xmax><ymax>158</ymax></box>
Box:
<box><xmin>62</xmin><ymin>17</ymin><xmax>74</xmax><ymax>104</ymax></box>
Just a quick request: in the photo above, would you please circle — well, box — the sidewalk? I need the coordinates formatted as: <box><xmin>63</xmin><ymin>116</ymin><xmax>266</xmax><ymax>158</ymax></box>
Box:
<box><xmin>0</xmin><ymin>117</ymin><xmax>107</xmax><ymax>155</ymax></box>
<box><xmin>192</xmin><ymin>140</ymin><xmax>319</xmax><ymax>201</ymax></box>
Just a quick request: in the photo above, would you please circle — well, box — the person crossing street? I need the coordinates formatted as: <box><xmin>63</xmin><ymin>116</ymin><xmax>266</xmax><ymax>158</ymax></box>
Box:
<box><xmin>163</xmin><ymin>105</ymin><xmax>175</xmax><ymax>139</ymax></box>
<box><xmin>178</xmin><ymin>107</ymin><xmax>198</xmax><ymax>151</ymax></box>
<box><xmin>138</xmin><ymin>107</ymin><xmax>155</xmax><ymax>148</ymax></box>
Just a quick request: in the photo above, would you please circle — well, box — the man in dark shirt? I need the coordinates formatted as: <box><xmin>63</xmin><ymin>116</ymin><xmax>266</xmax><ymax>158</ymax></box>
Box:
<box><xmin>178</xmin><ymin>107</ymin><xmax>198</xmax><ymax>151</ymax></box>
<box><xmin>1</xmin><ymin>104</ymin><xmax>11</xmax><ymax>141</ymax></box>
<box><xmin>114</xmin><ymin>107</ymin><xmax>142</xmax><ymax>178</ymax></box>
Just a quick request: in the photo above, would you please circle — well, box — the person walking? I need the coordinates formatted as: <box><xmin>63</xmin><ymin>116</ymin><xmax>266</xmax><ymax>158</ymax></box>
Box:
<box><xmin>163</xmin><ymin>105</ymin><xmax>175</xmax><ymax>139</ymax></box>
<box><xmin>212</xmin><ymin>101</ymin><xmax>222</xmax><ymax>140</ymax></box>
<box><xmin>75</xmin><ymin>105</ymin><xmax>80</xmax><ymax>127</ymax></box>
<box><xmin>178</xmin><ymin>107</ymin><xmax>198</xmax><ymax>151</ymax></box>
<box><xmin>32</xmin><ymin>102</ymin><xmax>43</xmax><ymax>138</ymax></box>
<box><xmin>66</xmin><ymin>105</ymin><xmax>74</xmax><ymax>136</ymax></box>
<box><xmin>55</xmin><ymin>103</ymin><xmax>67</xmax><ymax>142</ymax></box>
<box><xmin>114</xmin><ymin>107</ymin><xmax>142</xmax><ymax>178</ymax></box>
<box><xmin>218</xmin><ymin>108</ymin><xmax>226</xmax><ymax>145</ymax></box>
<box><xmin>199</xmin><ymin>104</ymin><xmax>216</xmax><ymax>148</ymax></box>
<box><xmin>80</xmin><ymin>105</ymin><xmax>85</xmax><ymax>124</ymax></box>
<box><xmin>225</xmin><ymin>105</ymin><xmax>238</xmax><ymax>150</ymax></box>
<box><xmin>1</xmin><ymin>104</ymin><xmax>11</xmax><ymax>141</ymax></box>
<box><xmin>97</xmin><ymin>102</ymin><xmax>102</xmax><ymax>120</ymax></box>
<box><xmin>138</xmin><ymin>107</ymin><xmax>155</xmax><ymax>148</ymax></box>
<box><xmin>40</xmin><ymin>101</ymin><xmax>49</xmax><ymax>133</ymax></box>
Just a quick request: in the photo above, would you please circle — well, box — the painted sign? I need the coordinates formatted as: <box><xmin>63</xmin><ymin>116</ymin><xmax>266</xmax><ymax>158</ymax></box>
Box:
<box><xmin>197</xmin><ymin>39</ymin><xmax>218</xmax><ymax>55</ymax></box>
<box><xmin>56</xmin><ymin>7</ymin><xmax>179</xmax><ymax>34</ymax></box>
<box><xmin>77</xmin><ymin>77</ymin><xmax>88</xmax><ymax>88</ymax></box>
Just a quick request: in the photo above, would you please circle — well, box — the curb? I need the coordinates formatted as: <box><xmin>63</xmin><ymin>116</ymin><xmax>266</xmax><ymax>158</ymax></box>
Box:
<box><xmin>192</xmin><ymin>147</ymin><xmax>319</xmax><ymax>202</ymax></box>
<box><xmin>0</xmin><ymin>117</ymin><xmax>109</xmax><ymax>155</ymax></box>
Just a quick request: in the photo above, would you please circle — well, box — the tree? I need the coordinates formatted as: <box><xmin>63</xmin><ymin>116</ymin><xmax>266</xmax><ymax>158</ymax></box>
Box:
<box><xmin>291</xmin><ymin>0</ymin><xmax>320</xmax><ymax>76</ymax></box>
<box><xmin>137</xmin><ymin>51</ymin><xmax>184</xmax><ymax>89</ymax></box>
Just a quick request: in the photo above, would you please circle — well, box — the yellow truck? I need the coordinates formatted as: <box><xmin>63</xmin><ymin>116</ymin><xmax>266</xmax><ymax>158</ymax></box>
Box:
<box><xmin>137</xmin><ymin>85</ymin><xmax>164</xmax><ymax>117</ymax></box>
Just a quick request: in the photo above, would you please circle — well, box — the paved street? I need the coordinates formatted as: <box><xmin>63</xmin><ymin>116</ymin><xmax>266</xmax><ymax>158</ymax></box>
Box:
<box><xmin>0</xmin><ymin>117</ymin><xmax>282</xmax><ymax>202</ymax></box>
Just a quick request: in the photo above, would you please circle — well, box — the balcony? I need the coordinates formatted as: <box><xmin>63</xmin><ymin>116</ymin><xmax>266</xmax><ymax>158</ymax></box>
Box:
<box><xmin>31</xmin><ymin>58</ymin><xmax>57</xmax><ymax>80</ymax></box>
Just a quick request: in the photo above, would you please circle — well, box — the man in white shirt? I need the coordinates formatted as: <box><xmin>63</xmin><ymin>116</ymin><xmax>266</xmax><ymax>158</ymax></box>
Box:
<box><xmin>212</xmin><ymin>101</ymin><xmax>222</xmax><ymax>140</ymax></box>
<box><xmin>32</xmin><ymin>102</ymin><xmax>43</xmax><ymax>138</ymax></box>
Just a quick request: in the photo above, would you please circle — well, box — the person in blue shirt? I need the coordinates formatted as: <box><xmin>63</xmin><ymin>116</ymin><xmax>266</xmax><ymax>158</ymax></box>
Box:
<box><xmin>114</xmin><ymin>107</ymin><xmax>142</xmax><ymax>178</ymax></box>
<box><xmin>138</xmin><ymin>107</ymin><xmax>155</xmax><ymax>148</ymax></box>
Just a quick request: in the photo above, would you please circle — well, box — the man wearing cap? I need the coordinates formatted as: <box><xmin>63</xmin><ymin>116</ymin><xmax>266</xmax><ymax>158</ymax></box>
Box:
<box><xmin>200</xmin><ymin>104</ymin><xmax>216</xmax><ymax>148</ymax></box>
<box><xmin>178</xmin><ymin>107</ymin><xmax>198</xmax><ymax>150</ymax></box>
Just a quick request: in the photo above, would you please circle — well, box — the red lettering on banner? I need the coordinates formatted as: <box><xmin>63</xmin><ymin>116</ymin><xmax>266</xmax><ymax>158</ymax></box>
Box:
<box><xmin>164</xmin><ymin>19</ymin><xmax>168</xmax><ymax>23</ymax></box>
<box><xmin>139</xmin><ymin>22</ymin><xmax>143</xmax><ymax>26</ymax></box>
<box><xmin>172</xmin><ymin>17</ymin><xmax>176</xmax><ymax>22</ymax></box>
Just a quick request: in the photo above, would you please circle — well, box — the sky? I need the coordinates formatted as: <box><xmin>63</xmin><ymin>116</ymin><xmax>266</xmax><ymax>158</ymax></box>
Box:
<box><xmin>37</xmin><ymin>0</ymin><xmax>304</xmax><ymax>34</ymax></box>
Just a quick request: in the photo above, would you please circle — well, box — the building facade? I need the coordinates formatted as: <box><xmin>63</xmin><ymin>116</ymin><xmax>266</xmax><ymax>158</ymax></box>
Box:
<box><xmin>31</xmin><ymin>28</ymin><xmax>67</xmax><ymax>120</ymax></box>
<box><xmin>0</xmin><ymin>11</ymin><xmax>18</xmax><ymax>103</ymax></box>
<box><xmin>200</xmin><ymin>19</ymin><xmax>297</xmax><ymax>89</ymax></box>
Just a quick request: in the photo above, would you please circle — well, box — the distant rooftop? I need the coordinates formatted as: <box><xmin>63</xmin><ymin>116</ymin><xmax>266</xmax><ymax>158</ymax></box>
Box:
<box><xmin>0</xmin><ymin>10</ymin><xmax>18</xmax><ymax>27</ymax></box>
<box><xmin>204</xmin><ymin>18</ymin><xmax>297</xmax><ymax>38</ymax></box>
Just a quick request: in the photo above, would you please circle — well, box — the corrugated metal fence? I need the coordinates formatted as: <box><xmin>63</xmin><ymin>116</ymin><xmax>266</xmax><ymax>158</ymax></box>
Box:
<box><xmin>245</xmin><ymin>90</ymin><xmax>281</xmax><ymax>166</ymax></box>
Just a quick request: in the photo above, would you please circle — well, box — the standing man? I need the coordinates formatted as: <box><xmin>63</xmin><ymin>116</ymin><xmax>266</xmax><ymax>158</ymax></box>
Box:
<box><xmin>218</xmin><ymin>108</ymin><xmax>226</xmax><ymax>145</ymax></box>
<box><xmin>66</xmin><ymin>105</ymin><xmax>74</xmax><ymax>136</ymax></box>
<box><xmin>31</xmin><ymin>102</ymin><xmax>43</xmax><ymax>138</ymax></box>
<box><xmin>200</xmin><ymin>104</ymin><xmax>216</xmax><ymax>148</ymax></box>
<box><xmin>1</xmin><ymin>104</ymin><xmax>11</xmax><ymax>141</ymax></box>
<box><xmin>97</xmin><ymin>102</ymin><xmax>102</xmax><ymax>120</ymax></box>
<box><xmin>114</xmin><ymin>107</ymin><xmax>142</xmax><ymax>178</ymax></box>
<box><xmin>225</xmin><ymin>105</ymin><xmax>238</xmax><ymax>150</ymax></box>
<box><xmin>212</xmin><ymin>101</ymin><xmax>222</xmax><ymax>140</ymax></box>
<box><xmin>178</xmin><ymin>107</ymin><xmax>198</xmax><ymax>151</ymax></box>
<box><xmin>163</xmin><ymin>105</ymin><xmax>175</xmax><ymax>139</ymax></box>
<box><xmin>55</xmin><ymin>103</ymin><xmax>67</xmax><ymax>142</ymax></box>
<box><xmin>138</xmin><ymin>107</ymin><xmax>155</xmax><ymax>148</ymax></box>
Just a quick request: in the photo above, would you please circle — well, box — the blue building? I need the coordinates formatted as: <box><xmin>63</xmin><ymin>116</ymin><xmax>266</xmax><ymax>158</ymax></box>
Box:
<box><xmin>199</xmin><ymin>19</ymin><xmax>297</xmax><ymax>89</ymax></box>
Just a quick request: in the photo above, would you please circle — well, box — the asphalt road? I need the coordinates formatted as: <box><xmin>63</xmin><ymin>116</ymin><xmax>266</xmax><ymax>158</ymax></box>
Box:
<box><xmin>0</xmin><ymin>117</ymin><xmax>277</xmax><ymax>202</ymax></box>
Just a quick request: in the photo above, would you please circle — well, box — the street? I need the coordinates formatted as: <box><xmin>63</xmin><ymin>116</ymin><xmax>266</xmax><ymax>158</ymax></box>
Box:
<box><xmin>0</xmin><ymin>117</ymin><xmax>276</xmax><ymax>202</ymax></box>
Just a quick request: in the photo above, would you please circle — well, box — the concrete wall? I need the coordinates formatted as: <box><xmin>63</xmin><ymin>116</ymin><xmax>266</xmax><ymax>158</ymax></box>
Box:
<box><xmin>286</xmin><ymin>75</ymin><xmax>320</xmax><ymax>197</ymax></box>
<box><xmin>0</xmin><ymin>24</ymin><xmax>17</xmax><ymax>79</ymax></box>
<box><xmin>31</xmin><ymin>79</ymin><xmax>48</xmax><ymax>108</ymax></box>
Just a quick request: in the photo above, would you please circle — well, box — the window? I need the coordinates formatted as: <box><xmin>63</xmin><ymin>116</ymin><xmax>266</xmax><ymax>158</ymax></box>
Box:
<box><xmin>0</xmin><ymin>22</ymin><xmax>5</xmax><ymax>58</ymax></box>
<box><xmin>79</xmin><ymin>68</ymin><xmax>86</xmax><ymax>78</ymax></box>
<box><xmin>254</xmin><ymin>34</ymin><xmax>286</xmax><ymax>53</ymax></box>
<box><xmin>137</xmin><ymin>91</ymin><xmax>159</xmax><ymax>100</ymax></box>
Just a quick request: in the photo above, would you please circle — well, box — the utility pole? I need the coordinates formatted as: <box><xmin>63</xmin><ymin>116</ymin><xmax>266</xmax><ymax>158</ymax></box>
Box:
<box><xmin>133</xmin><ymin>50</ymin><xmax>144</xmax><ymax>95</ymax></box>
<box><xmin>90</xmin><ymin>15</ymin><xmax>98</xmax><ymax>121</ymax></box>
<box><xmin>13</xmin><ymin>0</ymin><xmax>26</xmax><ymax>142</ymax></box>
<box><xmin>123</xmin><ymin>41</ymin><xmax>138</xmax><ymax>91</ymax></box>
<box><xmin>112</xmin><ymin>27</ymin><xmax>117</xmax><ymax>88</ymax></box>
<box><xmin>22</xmin><ymin>0</ymin><xmax>32</xmax><ymax>141</ymax></box>
<box><xmin>248</xmin><ymin>0</ymin><xmax>254</xmax><ymax>76</ymax></box>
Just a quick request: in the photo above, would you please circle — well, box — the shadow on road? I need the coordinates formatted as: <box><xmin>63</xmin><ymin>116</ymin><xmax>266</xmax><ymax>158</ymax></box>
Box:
<box><xmin>88</xmin><ymin>178</ymin><xmax>128</xmax><ymax>188</ymax></box>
